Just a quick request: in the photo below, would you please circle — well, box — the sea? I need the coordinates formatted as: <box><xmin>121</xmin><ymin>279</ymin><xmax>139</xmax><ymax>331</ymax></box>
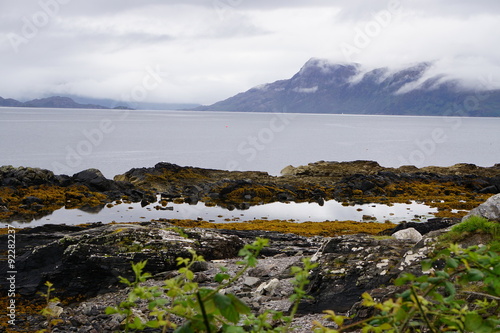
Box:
<box><xmin>1</xmin><ymin>107</ymin><xmax>500</xmax><ymax>227</ymax></box>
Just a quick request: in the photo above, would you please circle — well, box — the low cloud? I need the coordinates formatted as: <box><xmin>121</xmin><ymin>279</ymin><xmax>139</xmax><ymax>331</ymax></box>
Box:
<box><xmin>1</xmin><ymin>1</ymin><xmax>499</xmax><ymax>104</ymax></box>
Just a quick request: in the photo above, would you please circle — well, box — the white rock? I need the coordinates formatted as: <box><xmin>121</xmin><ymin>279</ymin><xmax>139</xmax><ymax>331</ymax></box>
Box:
<box><xmin>392</xmin><ymin>227</ymin><xmax>422</xmax><ymax>243</ymax></box>
<box><xmin>256</xmin><ymin>278</ymin><xmax>280</xmax><ymax>295</ymax></box>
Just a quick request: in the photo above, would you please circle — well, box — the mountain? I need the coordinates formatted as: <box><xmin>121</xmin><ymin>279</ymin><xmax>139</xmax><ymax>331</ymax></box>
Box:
<box><xmin>0</xmin><ymin>95</ymin><xmax>200</xmax><ymax>111</ymax></box>
<box><xmin>0</xmin><ymin>96</ymin><xmax>128</xmax><ymax>109</ymax></box>
<box><xmin>22</xmin><ymin>96</ymin><xmax>110</xmax><ymax>109</ymax></box>
<box><xmin>195</xmin><ymin>58</ymin><xmax>500</xmax><ymax>116</ymax></box>
<box><xmin>64</xmin><ymin>95</ymin><xmax>201</xmax><ymax>110</ymax></box>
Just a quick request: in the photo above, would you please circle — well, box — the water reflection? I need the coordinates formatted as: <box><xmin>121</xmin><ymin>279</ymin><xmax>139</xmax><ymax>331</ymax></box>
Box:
<box><xmin>8</xmin><ymin>199</ymin><xmax>438</xmax><ymax>228</ymax></box>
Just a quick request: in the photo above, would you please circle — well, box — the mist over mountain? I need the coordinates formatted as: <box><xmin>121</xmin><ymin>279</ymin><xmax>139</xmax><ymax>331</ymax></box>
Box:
<box><xmin>196</xmin><ymin>59</ymin><xmax>500</xmax><ymax>116</ymax></box>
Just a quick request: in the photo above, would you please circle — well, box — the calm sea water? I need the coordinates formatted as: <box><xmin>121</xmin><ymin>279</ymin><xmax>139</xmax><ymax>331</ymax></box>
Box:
<box><xmin>1</xmin><ymin>107</ymin><xmax>499</xmax><ymax>226</ymax></box>
<box><xmin>1</xmin><ymin>108</ymin><xmax>499</xmax><ymax>178</ymax></box>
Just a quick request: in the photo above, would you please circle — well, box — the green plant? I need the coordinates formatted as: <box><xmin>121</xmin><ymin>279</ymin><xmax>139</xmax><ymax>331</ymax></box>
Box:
<box><xmin>313</xmin><ymin>243</ymin><xmax>500</xmax><ymax>333</ymax></box>
<box><xmin>441</xmin><ymin>215</ymin><xmax>500</xmax><ymax>251</ymax></box>
<box><xmin>451</xmin><ymin>216</ymin><xmax>500</xmax><ymax>237</ymax></box>
<box><xmin>106</xmin><ymin>238</ymin><xmax>318</xmax><ymax>332</ymax></box>
<box><xmin>37</xmin><ymin>281</ymin><xmax>63</xmax><ymax>333</ymax></box>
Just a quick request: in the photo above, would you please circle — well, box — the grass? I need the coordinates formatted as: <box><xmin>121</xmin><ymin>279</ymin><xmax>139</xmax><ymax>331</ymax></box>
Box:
<box><xmin>450</xmin><ymin>215</ymin><xmax>500</xmax><ymax>236</ymax></box>
<box><xmin>438</xmin><ymin>215</ymin><xmax>500</xmax><ymax>251</ymax></box>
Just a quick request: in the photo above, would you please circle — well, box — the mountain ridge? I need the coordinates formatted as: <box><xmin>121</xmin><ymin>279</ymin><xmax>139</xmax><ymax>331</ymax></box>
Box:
<box><xmin>0</xmin><ymin>96</ymin><xmax>127</xmax><ymax>110</ymax></box>
<box><xmin>0</xmin><ymin>95</ymin><xmax>201</xmax><ymax>111</ymax></box>
<box><xmin>195</xmin><ymin>58</ymin><xmax>500</xmax><ymax>116</ymax></box>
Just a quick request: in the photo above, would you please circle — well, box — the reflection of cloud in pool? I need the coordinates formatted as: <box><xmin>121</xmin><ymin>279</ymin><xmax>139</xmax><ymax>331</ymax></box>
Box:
<box><xmin>11</xmin><ymin>200</ymin><xmax>438</xmax><ymax>228</ymax></box>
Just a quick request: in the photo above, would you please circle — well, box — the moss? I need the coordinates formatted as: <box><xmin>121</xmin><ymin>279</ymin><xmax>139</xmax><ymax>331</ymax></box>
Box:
<box><xmin>159</xmin><ymin>218</ymin><xmax>395</xmax><ymax>237</ymax></box>
<box><xmin>351</xmin><ymin>181</ymin><xmax>492</xmax><ymax>219</ymax></box>
<box><xmin>0</xmin><ymin>294</ymin><xmax>46</xmax><ymax>332</ymax></box>
<box><xmin>436</xmin><ymin>216</ymin><xmax>500</xmax><ymax>251</ymax></box>
<box><xmin>0</xmin><ymin>184</ymin><xmax>109</xmax><ymax>220</ymax></box>
<box><xmin>145</xmin><ymin>168</ymin><xmax>209</xmax><ymax>183</ymax></box>
<box><xmin>173</xmin><ymin>198</ymin><xmax>184</xmax><ymax>204</ymax></box>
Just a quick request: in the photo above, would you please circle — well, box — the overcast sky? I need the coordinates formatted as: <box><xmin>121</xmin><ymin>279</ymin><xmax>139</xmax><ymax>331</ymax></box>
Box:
<box><xmin>1</xmin><ymin>0</ymin><xmax>500</xmax><ymax>105</ymax></box>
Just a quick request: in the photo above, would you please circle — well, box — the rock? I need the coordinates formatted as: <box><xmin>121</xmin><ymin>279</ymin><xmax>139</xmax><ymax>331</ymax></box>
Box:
<box><xmin>21</xmin><ymin>196</ymin><xmax>44</xmax><ymax>206</ymax></box>
<box><xmin>299</xmin><ymin>234</ymin><xmax>415</xmax><ymax>313</ymax></box>
<box><xmin>462</xmin><ymin>193</ymin><xmax>500</xmax><ymax>221</ymax></box>
<box><xmin>392</xmin><ymin>227</ymin><xmax>423</xmax><ymax>243</ymax></box>
<box><xmin>380</xmin><ymin>217</ymin><xmax>459</xmax><ymax>236</ymax></box>
<box><xmin>256</xmin><ymin>278</ymin><xmax>280</xmax><ymax>295</ymax></box>
<box><xmin>72</xmin><ymin>168</ymin><xmax>117</xmax><ymax>192</ymax></box>
<box><xmin>0</xmin><ymin>222</ymin><xmax>244</xmax><ymax>299</ymax></box>
<box><xmin>243</xmin><ymin>276</ymin><xmax>260</xmax><ymax>287</ymax></box>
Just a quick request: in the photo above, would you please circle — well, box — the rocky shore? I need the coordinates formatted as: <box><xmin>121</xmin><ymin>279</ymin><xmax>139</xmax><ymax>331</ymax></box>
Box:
<box><xmin>1</xmin><ymin>160</ymin><xmax>500</xmax><ymax>222</ymax></box>
<box><xmin>1</xmin><ymin>161</ymin><xmax>500</xmax><ymax>332</ymax></box>
<box><xmin>1</xmin><ymin>195</ymin><xmax>499</xmax><ymax>332</ymax></box>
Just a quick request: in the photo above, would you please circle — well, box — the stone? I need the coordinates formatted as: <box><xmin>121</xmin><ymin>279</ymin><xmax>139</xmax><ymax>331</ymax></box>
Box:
<box><xmin>256</xmin><ymin>278</ymin><xmax>280</xmax><ymax>295</ymax></box>
<box><xmin>380</xmin><ymin>217</ymin><xmax>459</xmax><ymax>236</ymax></box>
<box><xmin>392</xmin><ymin>227</ymin><xmax>423</xmax><ymax>243</ymax></box>
<box><xmin>0</xmin><ymin>222</ymin><xmax>244</xmax><ymax>299</ymax></box>
<box><xmin>299</xmin><ymin>234</ymin><xmax>414</xmax><ymax>313</ymax></box>
<box><xmin>463</xmin><ymin>193</ymin><xmax>500</xmax><ymax>221</ymax></box>
<box><xmin>243</xmin><ymin>276</ymin><xmax>260</xmax><ymax>287</ymax></box>
<box><xmin>72</xmin><ymin>168</ymin><xmax>117</xmax><ymax>192</ymax></box>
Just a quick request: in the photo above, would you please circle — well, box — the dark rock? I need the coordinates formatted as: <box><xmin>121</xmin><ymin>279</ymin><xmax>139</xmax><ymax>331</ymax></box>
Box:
<box><xmin>380</xmin><ymin>217</ymin><xmax>460</xmax><ymax>236</ymax></box>
<box><xmin>299</xmin><ymin>234</ymin><xmax>414</xmax><ymax>313</ymax></box>
<box><xmin>72</xmin><ymin>169</ymin><xmax>117</xmax><ymax>192</ymax></box>
<box><xmin>480</xmin><ymin>185</ymin><xmax>499</xmax><ymax>194</ymax></box>
<box><xmin>0</xmin><ymin>222</ymin><xmax>244</xmax><ymax>299</ymax></box>
<box><xmin>22</xmin><ymin>196</ymin><xmax>44</xmax><ymax>206</ymax></box>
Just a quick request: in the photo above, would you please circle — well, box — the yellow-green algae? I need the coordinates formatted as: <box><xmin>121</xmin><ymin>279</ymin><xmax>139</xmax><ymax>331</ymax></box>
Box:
<box><xmin>349</xmin><ymin>181</ymin><xmax>493</xmax><ymax>219</ymax></box>
<box><xmin>0</xmin><ymin>184</ymin><xmax>108</xmax><ymax>220</ymax></box>
<box><xmin>154</xmin><ymin>218</ymin><xmax>396</xmax><ymax>237</ymax></box>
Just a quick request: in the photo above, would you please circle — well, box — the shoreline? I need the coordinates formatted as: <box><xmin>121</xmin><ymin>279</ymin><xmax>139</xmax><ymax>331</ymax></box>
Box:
<box><xmin>1</xmin><ymin>160</ymin><xmax>499</xmax><ymax>226</ymax></box>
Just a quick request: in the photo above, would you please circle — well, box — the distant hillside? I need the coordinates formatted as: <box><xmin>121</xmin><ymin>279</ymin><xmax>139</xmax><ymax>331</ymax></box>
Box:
<box><xmin>0</xmin><ymin>96</ymin><xmax>130</xmax><ymax>110</ymax></box>
<box><xmin>195</xmin><ymin>58</ymin><xmax>500</xmax><ymax>116</ymax></box>
<box><xmin>0</xmin><ymin>95</ymin><xmax>200</xmax><ymax>111</ymax></box>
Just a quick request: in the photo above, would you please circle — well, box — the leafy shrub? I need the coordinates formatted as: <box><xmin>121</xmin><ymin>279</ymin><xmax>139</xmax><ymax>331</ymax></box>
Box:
<box><xmin>106</xmin><ymin>238</ymin><xmax>317</xmax><ymax>332</ymax></box>
<box><xmin>314</xmin><ymin>243</ymin><xmax>500</xmax><ymax>333</ymax></box>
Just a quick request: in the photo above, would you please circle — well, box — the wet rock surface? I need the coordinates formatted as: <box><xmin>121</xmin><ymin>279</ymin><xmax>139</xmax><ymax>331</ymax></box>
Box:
<box><xmin>0</xmin><ymin>219</ymin><xmax>460</xmax><ymax>332</ymax></box>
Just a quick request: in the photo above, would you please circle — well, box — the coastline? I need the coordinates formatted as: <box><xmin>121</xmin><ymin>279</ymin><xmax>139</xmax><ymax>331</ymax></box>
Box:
<box><xmin>1</xmin><ymin>161</ymin><xmax>499</xmax><ymax>331</ymax></box>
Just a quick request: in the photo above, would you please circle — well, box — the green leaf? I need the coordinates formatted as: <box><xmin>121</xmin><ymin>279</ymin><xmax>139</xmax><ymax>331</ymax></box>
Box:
<box><xmin>394</xmin><ymin>307</ymin><xmax>408</xmax><ymax>322</ymax></box>
<box><xmin>105</xmin><ymin>306</ymin><xmax>118</xmax><ymax>315</ymax></box>
<box><xmin>227</xmin><ymin>293</ymin><xmax>251</xmax><ymax>315</ymax></box>
<box><xmin>215</xmin><ymin>273</ymin><xmax>230</xmax><ymax>283</ymax></box>
<box><xmin>464</xmin><ymin>313</ymin><xmax>485</xmax><ymax>332</ymax></box>
<box><xmin>444</xmin><ymin>281</ymin><xmax>456</xmax><ymax>297</ymax></box>
<box><xmin>421</xmin><ymin>259</ymin><xmax>433</xmax><ymax>271</ymax></box>
<box><xmin>468</xmin><ymin>268</ymin><xmax>485</xmax><ymax>281</ymax></box>
<box><xmin>398</xmin><ymin>289</ymin><xmax>411</xmax><ymax>300</ymax></box>
<box><xmin>446</xmin><ymin>258</ymin><xmax>459</xmax><ymax>269</ymax></box>
<box><xmin>222</xmin><ymin>324</ymin><xmax>246</xmax><ymax>333</ymax></box>
<box><xmin>146</xmin><ymin>320</ymin><xmax>160</xmax><ymax>328</ymax></box>
<box><xmin>214</xmin><ymin>293</ymin><xmax>239</xmax><ymax>323</ymax></box>
<box><xmin>492</xmin><ymin>263</ymin><xmax>500</xmax><ymax>275</ymax></box>
<box><xmin>174</xmin><ymin>322</ymin><xmax>195</xmax><ymax>333</ymax></box>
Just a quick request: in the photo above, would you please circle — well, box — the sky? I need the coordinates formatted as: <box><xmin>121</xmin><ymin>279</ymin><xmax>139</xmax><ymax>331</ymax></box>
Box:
<box><xmin>1</xmin><ymin>0</ymin><xmax>500</xmax><ymax>105</ymax></box>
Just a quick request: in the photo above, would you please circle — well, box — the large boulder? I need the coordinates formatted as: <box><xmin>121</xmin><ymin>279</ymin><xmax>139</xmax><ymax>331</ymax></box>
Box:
<box><xmin>0</xmin><ymin>222</ymin><xmax>244</xmax><ymax>299</ymax></box>
<box><xmin>392</xmin><ymin>227</ymin><xmax>422</xmax><ymax>243</ymax></box>
<box><xmin>72</xmin><ymin>168</ymin><xmax>118</xmax><ymax>192</ymax></box>
<box><xmin>299</xmin><ymin>234</ymin><xmax>415</xmax><ymax>313</ymax></box>
<box><xmin>0</xmin><ymin>165</ymin><xmax>59</xmax><ymax>187</ymax></box>
<box><xmin>462</xmin><ymin>193</ymin><xmax>500</xmax><ymax>221</ymax></box>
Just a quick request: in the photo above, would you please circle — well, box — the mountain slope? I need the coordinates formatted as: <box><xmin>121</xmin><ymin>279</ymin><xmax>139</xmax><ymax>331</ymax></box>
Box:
<box><xmin>196</xmin><ymin>58</ymin><xmax>500</xmax><ymax>116</ymax></box>
<box><xmin>0</xmin><ymin>95</ymin><xmax>200</xmax><ymax>111</ymax></box>
<box><xmin>0</xmin><ymin>96</ymin><xmax>112</xmax><ymax>109</ymax></box>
